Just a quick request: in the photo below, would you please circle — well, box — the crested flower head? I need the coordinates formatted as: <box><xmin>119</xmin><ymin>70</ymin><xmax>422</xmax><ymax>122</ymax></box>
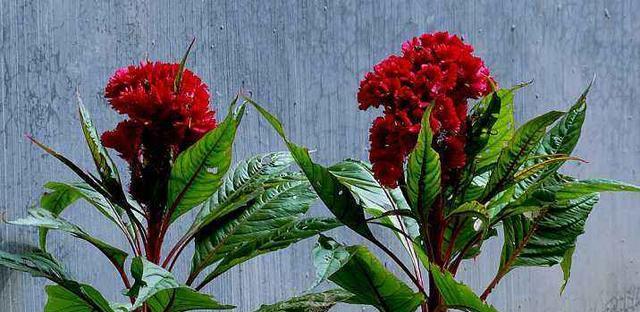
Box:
<box><xmin>101</xmin><ymin>61</ymin><xmax>217</xmax><ymax>206</ymax></box>
<box><xmin>101</xmin><ymin>61</ymin><xmax>216</xmax><ymax>162</ymax></box>
<box><xmin>358</xmin><ymin>31</ymin><xmax>493</xmax><ymax>187</ymax></box>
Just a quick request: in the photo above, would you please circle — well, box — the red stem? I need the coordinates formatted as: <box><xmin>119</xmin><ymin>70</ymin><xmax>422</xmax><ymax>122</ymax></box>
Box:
<box><xmin>479</xmin><ymin>217</ymin><xmax>540</xmax><ymax>301</ymax></box>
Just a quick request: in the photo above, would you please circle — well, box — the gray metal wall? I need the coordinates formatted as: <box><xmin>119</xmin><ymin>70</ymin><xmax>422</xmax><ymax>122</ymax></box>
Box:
<box><xmin>1</xmin><ymin>0</ymin><xmax>639</xmax><ymax>311</ymax></box>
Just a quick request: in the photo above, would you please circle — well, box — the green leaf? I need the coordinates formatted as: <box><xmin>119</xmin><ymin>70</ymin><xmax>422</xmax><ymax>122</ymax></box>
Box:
<box><xmin>314</xmin><ymin>239</ymin><xmax>424</xmax><ymax>312</ymax></box>
<box><xmin>200</xmin><ymin>218</ymin><xmax>340</xmax><ymax>286</ymax></box>
<box><xmin>560</xmin><ymin>246</ymin><xmax>575</xmax><ymax>294</ymax></box>
<box><xmin>472</xmin><ymin>87</ymin><xmax>520</xmax><ymax>171</ymax></box>
<box><xmin>44</xmin><ymin>284</ymin><xmax>114</xmax><ymax>312</ymax></box>
<box><xmin>77</xmin><ymin>94</ymin><xmax>123</xmax><ymax>196</ymax></box>
<box><xmin>254</xmin><ymin>289</ymin><xmax>357</xmax><ymax>312</ymax></box>
<box><xmin>498</xmin><ymin>177</ymin><xmax>640</xmax><ymax>276</ymax></box>
<box><xmin>167</xmin><ymin>102</ymin><xmax>245</xmax><ymax>223</ymax></box>
<box><xmin>554</xmin><ymin>178</ymin><xmax>640</xmax><ymax>199</ymax></box>
<box><xmin>406</xmin><ymin>105</ymin><xmax>441</xmax><ymax>217</ymax></box>
<box><xmin>328</xmin><ymin>159</ymin><xmax>420</xmax><ymax>245</ymax></box>
<box><xmin>462</xmin><ymin>172</ymin><xmax>490</xmax><ymax>203</ymax></box>
<box><xmin>190</xmin><ymin>174</ymin><xmax>317</xmax><ymax>281</ymax></box>
<box><xmin>481</xmin><ymin>111</ymin><xmax>564</xmax><ymax>202</ymax></box>
<box><xmin>311</xmin><ymin>235</ymin><xmax>352</xmax><ymax>289</ymax></box>
<box><xmin>248</xmin><ymin>99</ymin><xmax>374</xmax><ymax>240</ymax></box>
<box><xmin>513</xmin><ymin>155</ymin><xmax>585</xmax><ymax>185</ymax></box>
<box><xmin>190</xmin><ymin>152</ymin><xmax>294</xmax><ymax>233</ymax></box>
<box><xmin>174</xmin><ymin>38</ymin><xmax>196</xmax><ymax>92</ymax></box>
<box><xmin>9</xmin><ymin>208</ymin><xmax>128</xmax><ymax>270</ymax></box>
<box><xmin>39</xmin><ymin>182</ymin><xmax>82</xmax><ymax>250</ymax></box>
<box><xmin>38</xmin><ymin>182</ymin><xmax>128</xmax><ymax>250</ymax></box>
<box><xmin>129</xmin><ymin>257</ymin><xmax>233</xmax><ymax>311</ymax></box>
<box><xmin>28</xmin><ymin>136</ymin><xmax>107</xmax><ymax>197</ymax></box>
<box><xmin>0</xmin><ymin>250</ymin><xmax>114</xmax><ymax>312</ymax></box>
<box><xmin>501</xmin><ymin>193</ymin><xmax>599</xmax><ymax>270</ymax></box>
<box><xmin>144</xmin><ymin>288</ymin><xmax>234</xmax><ymax>312</ymax></box>
<box><xmin>429</xmin><ymin>264</ymin><xmax>498</xmax><ymax>312</ymax></box>
<box><xmin>108</xmin><ymin>302</ymin><xmax>131</xmax><ymax>312</ymax></box>
<box><xmin>514</xmin><ymin>83</ymin><xmax>591</xmax><ymax>197</ymax></box>
<box><xmin>466</xmin><ymin>91</ymin><xmax>502</xmax><ymax>159</ymax></box>
<box><xmin>0</xmin><ymin>249</ymin><xmax>69</xmax><ymax>281</ymax></box>
<box><xmin>446</xmin><ymin>201</ymin><xmax>488</xmax><ymax>227</ymax></box>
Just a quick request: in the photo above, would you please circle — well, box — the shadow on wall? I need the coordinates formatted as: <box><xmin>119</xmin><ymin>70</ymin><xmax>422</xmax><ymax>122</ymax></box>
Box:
<box><xmin>0</xmin><ymin>242</ymin><xmax>37</xmax><ymax>294</ymax></box>
<box><xmin>601</xmin><ymin>286</ymin><xmax>640</xmax><ymax>312</ymax></box>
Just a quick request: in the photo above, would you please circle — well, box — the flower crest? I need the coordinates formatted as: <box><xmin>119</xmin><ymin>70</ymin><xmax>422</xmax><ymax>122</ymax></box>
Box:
<box><xmin>358</xmin><ymin>31</ymin><xmax>494</xmax><ymax>187</ymax></box>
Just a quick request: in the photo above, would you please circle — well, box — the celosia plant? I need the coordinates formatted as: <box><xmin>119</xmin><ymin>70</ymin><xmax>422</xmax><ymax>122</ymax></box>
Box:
<box><xmin>248</xmin><ymin>32</ymin><xmax>640</xmax><ymax>312</ymax></box>
<box><xmin>0</xmin><ymin>43</ymin><xmax>339</xmax><ymax>311</ymax></box>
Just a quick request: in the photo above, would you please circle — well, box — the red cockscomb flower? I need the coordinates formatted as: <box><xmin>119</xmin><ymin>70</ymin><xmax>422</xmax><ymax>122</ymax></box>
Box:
<box><xmin>358</xmin><ymin>31</ymin><xmax>493</xmax><ymax>187</ymax></box>
<box><xmin>101</xmin><ymin>61</ymin><xmax>217</xmax><ymax>206</ymax></box>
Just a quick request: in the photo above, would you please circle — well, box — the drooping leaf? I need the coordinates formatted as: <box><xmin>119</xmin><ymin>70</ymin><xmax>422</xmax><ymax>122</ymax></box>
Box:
<box><xmin>190</xmin><ymin>174</ymin><xmax>317</xmax><ymax>281</ymax></box>
<box><xmin>254</xmin><ymin>289</ymin><xmax>357</xmax><ymax>312</ymax></box>
<box><xmin>481</xmin><ymin>111</ymin><xmax>564</xmax><ymax>202</ymax></box>
<box><xmin>129</xmin><ymin>257</ymin><xmax>233</xmax><ymax>311</ymax></box>
<box><xmin>328</xmin><ymin>159</ymin><xmax>420</xmax><ymax>247</ymax></box>
<box><xmin>0</xmin><ymin>249</ymin><xmax>69</xmax><ymax>281</ymax></box>
<box><xmin>406</xmin><ymin>105</ymin><xmax>441</xmax><ymax>217</ymax></box>
<box><xmin>39</xmin><ymin>182</ymin><xmax>82</xmax><ymax>250</ymax></box>
<box><xmin>9</xmin><ymin>208</ymin><xmax>128</xmax><ymax>270</ymax></box>
<box><xmin>560</xmin><ymin>246</ymin><xmax>575</xmax><ymax>294</ymax></box>
<box><xmin>144</xmin><ymin>287</ymin><xmax>234</xmax><ymax>312</ymax></box>
<box><xmin>167</xmin><ymin>102</ymin><xmax>245</xmax><ymax>223</ymax></box>
<box><xmin>199</xmin><ymin>218</ymin><xmax>340</xmax><ymax>287</ymax></box>
<box><xmin>38</xmin><ymin>182</ymin><xmax>127</xmax><ymax>250</ymax></box>
<box><xmin>77</xmin><ymin>95</ymin><xmax>123</xmax><ymax>196</ymax></box>
<box><xmin>248</xmin><ymin>99</ymin><xmax>374</xmax><ymax>240</ymax></box>
<box><xmin>313</xmin><ymin>239</ymin><xmax>424</xmax><ymax>312</ymax></box>
<box><xmin>44</xmin><ymin>284</ymin><xmax>114</xmax><ymax>312</ymax></box>
<box><xmin>429</xmin><ymin>264</ymin><xmax>498</xmax><ymax>312</ymax></box>
<box><xmin>108</xmin><ymin>302</ymin><xmax>131</xmax><ymax>312</ymax></box>
<box><xmin>441</xmin><ymin>202</ymin><xmax>490</xmax><ymax>264</ymax></box>
<box><xmin>311</xmin><ymin>235</ymin><xmax>351</xmax><ymax>289</ymax></box>
<box><xmin>189</xmin><ymin>152</ymin><xmax>294</xmax><ymax>234</ymax></box>
<box><xmin>0</xmin><ymin>250</ymin><xmax>114</xmax><ymax>312</ymax></box>
<box><xmin>446</xmin><ymin>201</ymin><xmax>488</xmax><ymax>226</ymax></box>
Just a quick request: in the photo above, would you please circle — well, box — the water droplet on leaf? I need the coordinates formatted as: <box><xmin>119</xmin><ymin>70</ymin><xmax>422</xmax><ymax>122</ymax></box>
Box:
<box><xmin>473</xmin><ymin>218</ymin><xmax>483</xmax><ymax>231</ymax></box>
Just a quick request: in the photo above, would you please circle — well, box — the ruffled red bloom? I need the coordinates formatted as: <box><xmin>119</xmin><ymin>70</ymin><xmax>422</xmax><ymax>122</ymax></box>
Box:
<box><xmin>358</xmin><ymin>32</ymin><xmax>493</xmax><ymax>187</ymax></box>
<box><xmin>101</xmin><ymin>61</ymin><xmax>217</xmax><ymax>206</ymax></box>
<box><xmin>102</xmin><ymin>62</ymin><xmax>216</xmax><ymax>161</ymax></box>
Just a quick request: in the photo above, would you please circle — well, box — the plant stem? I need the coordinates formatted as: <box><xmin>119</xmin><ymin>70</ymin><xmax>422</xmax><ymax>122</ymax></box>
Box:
<box><xmin>443</xmin><ymin>219</ymin><xmax>462</xmax><ymax>264</ymax></box>
<box><xmin>480</xmin><ymin>269</ymin><xmax>506</xmax><ymax>301</ymax></box>
<box><xmin>370</xmin><ymin>238</ymin><xmax>426</xmax><ymax>295</ymax></box>
<box><xmin>448</xmin><ymin>234</ymin><xmax>480</xmax><ymax>275</ymax></box>
<box><xmin>428</xmin><ymin>272</ymin><xmax>443</xmax><ymax>312</ymax></box>
<box><xmin>380</xmin><ymin>182</ymin><xmax>425</xmax><ymax>292</ymax></box>
<box><xmin>115</xmin><ymin>265</ymin><xmax>134</xmax><ymax>304</ymax></box>
<box><xmin>480</xmin><ymin>216</ymin><xmax>540</xmax><ymax>301</ymax></box>
<box><xmin>425</xmin><ymin>195</ymin><xmax>447</xmax><ymax>311</ymax></box>
<box><xmin>163</xmin><ymin>234</ymin><xmax>193</xmax><ymax>270</ymax></box>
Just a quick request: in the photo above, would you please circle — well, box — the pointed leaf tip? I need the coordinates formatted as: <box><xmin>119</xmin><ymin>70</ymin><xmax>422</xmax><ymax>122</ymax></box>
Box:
<box><xmin>174</xmin><ymin>37</ymin><xmax>197</xmax><ymax>92</ymax></box>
